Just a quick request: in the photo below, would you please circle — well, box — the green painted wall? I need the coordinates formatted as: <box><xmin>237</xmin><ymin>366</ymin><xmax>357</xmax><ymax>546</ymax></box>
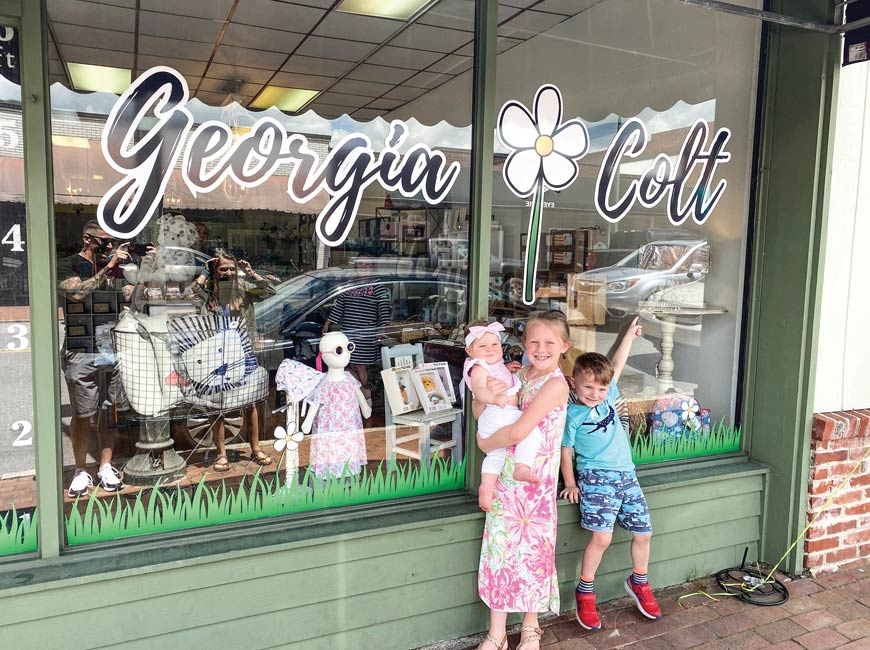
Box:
<box><xmin>0</xmin><ymin>461</ymin><xmax>765</xmax><ymax>648</ymax></box>
<box><xmin>742</xmin><ymin>0</ymin><xmax>837</xmax><ymax>572</ymax></box>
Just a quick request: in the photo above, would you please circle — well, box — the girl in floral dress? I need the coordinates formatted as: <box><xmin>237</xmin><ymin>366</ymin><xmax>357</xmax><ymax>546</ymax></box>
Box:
<box><xmin>473</xmin><ymin>311</ymin><xmax>571</xmax><ymax>650</ymax></box>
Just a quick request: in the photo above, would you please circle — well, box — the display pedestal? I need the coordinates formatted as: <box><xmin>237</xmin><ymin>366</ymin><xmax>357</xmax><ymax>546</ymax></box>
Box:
<box><xmin>123</xmin><ymin>419</ymin><xmax>186</xmax><ymax>485</ymax></box>
<box><xmin>640</xmin><ymin>304</ymin><xmax>727</xmax><ymax>393</ymax></box>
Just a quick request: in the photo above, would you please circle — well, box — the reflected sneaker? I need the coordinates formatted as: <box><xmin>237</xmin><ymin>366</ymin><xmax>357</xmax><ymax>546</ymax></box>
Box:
<box><xmin>97</xmin><ymin>464</ymin><xmax>125</xmax><ymax>492</ymax></box>
<box><xmin>624</xmin><ymin>577</ymin><xmax>662</xmax><ymax>619</ymax></box>
<box><xmin>575</xmin><ymin>591</ymin><xmax>601</xmax><ymax>630</ymax></box>
<box><xmin>67</xmin><ymin>469</ymin><xmax>93</xmax><ymax>498</ymax></box>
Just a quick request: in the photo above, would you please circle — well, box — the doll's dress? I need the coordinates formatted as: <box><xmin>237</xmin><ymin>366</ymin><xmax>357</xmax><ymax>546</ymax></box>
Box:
<box><xmin>307</xmin><ymin>371</ymin><xmax>367</xmax><ymax>479</ymax></box>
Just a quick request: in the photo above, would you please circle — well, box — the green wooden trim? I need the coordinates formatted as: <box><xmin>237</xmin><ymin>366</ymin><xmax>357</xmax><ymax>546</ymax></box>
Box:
<box><xmin>464</xmin><ymin>0</ymin><xmax>498</xmax><ymax>491</ymax></box>
<box><xmin>743</xmin><ymin>0</ymin><xmax>838</xmax><ymax>572</ymax></box>
<box><xmin>0</xmin><ymin>0</ymin><xmax>21</xmax><ymax>21</ymax></box>
<box><xmin>20</xmin><ymin>0</ymin><xmax>62</xmax><ymax>559</ymax></box>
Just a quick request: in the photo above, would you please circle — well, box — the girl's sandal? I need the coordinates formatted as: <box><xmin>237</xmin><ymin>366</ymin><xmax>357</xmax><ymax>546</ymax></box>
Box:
<box><xmin>476</xmin><ymin>633</ymin><xmax>507</xmax><ymax>650</ymax></box>
<box><xmin>213</xmin><ymin>455</ymin><xmax>231</xmax><ymax>472</ymax></box>
<box><xmin>250</xmin><ymin>450</ymin><xmax>274</xmax><ymax>466</ymax></box>
<box><xmin>516</xmin><ymin>626</ymin><xmax>543</xmax><ymax>650</ymax></box>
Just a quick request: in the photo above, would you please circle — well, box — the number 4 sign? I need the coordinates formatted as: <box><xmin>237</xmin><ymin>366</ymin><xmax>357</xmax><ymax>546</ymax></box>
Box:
<box><xmin>2</xmin><ymin>223</ymin><xmax>24</xmax><ymax>251</ymax></box>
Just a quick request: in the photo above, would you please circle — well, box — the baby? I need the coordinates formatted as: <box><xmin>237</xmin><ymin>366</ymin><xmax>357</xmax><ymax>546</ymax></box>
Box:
<box><xmin>465</xmin><ymin>320</ymin><xmax>541</xmax><ymax>511</ymax></box>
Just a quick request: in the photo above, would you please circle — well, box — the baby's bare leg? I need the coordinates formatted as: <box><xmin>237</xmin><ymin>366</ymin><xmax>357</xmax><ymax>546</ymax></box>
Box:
<box><xmin>513</xmin><ymin>463</ymin><xmax>539</xmax><ymax>484</ymax></box>
<box><xmin>479</xmin><ymin>473</ymin><xmax>498</xmax><ymax>511</ymax></box>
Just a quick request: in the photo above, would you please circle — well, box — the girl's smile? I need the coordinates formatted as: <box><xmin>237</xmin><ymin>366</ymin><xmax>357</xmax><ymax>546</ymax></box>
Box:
<box><xmin>523</xmin><ymin>321</ymin><xmax>570</xmax><ymax>376</ymax></box>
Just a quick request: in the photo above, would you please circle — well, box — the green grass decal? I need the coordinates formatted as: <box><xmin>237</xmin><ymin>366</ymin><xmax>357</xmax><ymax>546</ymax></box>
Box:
<box><xmin>66</xmin><ymin>456</ymin><xmax>466</xmax><ymax>545</ymax></box>
<box><xmin>0</xmin><ymin>508</ymin><xmax>38</xmax><ymax>557</ymax></box>
<box><xmin>632</xmin><ymin>420</ymin><xmax>742</xmax><ymax>465</ymax></box>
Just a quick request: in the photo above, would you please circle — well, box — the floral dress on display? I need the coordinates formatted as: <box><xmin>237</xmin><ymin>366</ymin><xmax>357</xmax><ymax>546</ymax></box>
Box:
<box><xmin>478</xmin><ymin>367</ymin><xmax>567</xmax><ymax>613</ymax></box>
<box><xmin>308</xmin><ymin>372</ymin><xmax>368</xmax><ymax>479</ymax></box>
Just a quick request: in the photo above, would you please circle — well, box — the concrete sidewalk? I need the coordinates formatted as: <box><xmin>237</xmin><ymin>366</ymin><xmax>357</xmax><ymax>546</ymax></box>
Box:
<box><xmin>440</xmin><ymin>563</ymin><xmax>869</xmax><ymax>650</ymax></box>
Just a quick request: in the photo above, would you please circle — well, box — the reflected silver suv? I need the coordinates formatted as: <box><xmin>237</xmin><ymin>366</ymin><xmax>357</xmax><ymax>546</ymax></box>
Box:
<box><xmin>576</xmin><ymin>240</ymin><xmax>709</xmax><ymax>318</ymax></box>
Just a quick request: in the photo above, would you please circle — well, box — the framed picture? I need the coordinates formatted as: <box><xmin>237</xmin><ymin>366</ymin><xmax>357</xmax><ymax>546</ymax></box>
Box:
<box><xmin>67</xmin><ymin>325</ymin><xmax>87</xmax><ymax>337</ymax></box>
<box><xmin>410</xmin><ymin>367</ymin><xmax>452</xmax><ymax>414</ymax></box>
<box><xmin>416</xmin><ymin>361</ymin><xmax>456</xmax><ymax>405</ymax></box>
<box><xmin>92</xmin><ymin>302</ymin><xmax>112</xmax><ymax>314</ymax></box>
<box><xmin>66</xmin><ymin>301</ymin><xmax>86</xmax><ymax>314</ymax></box>
<box><xmin>381</xmin><ymin>367</ymin><xmax>422</xmax><ymax>416</ymax></box>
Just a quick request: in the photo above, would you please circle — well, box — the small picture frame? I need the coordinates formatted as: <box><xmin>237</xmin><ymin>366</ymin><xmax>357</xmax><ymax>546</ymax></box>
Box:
<box><xmin>67</xmin><ymin>325</ymin><xmax>87</xmax><ymax>337</ymax></box>
<box><xmin>381</xmin><ymin>367</ymin><xmax>422</xmax><ymax>416</ymax></box>
<box><xmin>410</xmin><ymin>367</ymin><xmax>451</xmax><ymax>414</ymax></box>
<box><xmin>92</xmin><ymin>302</ymin><xmax>111</xmax><ymax>314</ymax></box>
<box><xmin>416</xmin><ymin>361</ymin><xmax>456</xmax><ymax>405</ymax></box>
<box><xmin>66</xmin><ymin>302</ymin><xmax>85</xmax><ymax>314</ymax></box>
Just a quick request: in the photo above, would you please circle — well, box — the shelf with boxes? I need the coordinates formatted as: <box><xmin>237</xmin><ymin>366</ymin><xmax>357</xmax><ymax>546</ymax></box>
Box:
<box><xmin>63</xmin><ymin>287</ymin><xmax>131</xmax><ymax>355</ymax></box>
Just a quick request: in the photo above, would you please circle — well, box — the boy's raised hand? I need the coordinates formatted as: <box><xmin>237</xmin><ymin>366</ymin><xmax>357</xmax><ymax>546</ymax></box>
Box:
<box><xmin>627</xmin><ymin>315</ymin><xmax>643</xmax><ymax>340</ymax></box>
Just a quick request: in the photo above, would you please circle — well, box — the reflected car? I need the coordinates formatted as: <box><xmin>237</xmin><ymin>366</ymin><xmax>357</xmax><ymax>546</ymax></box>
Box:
<box><xmin>576</xmin><ymin>240</ymin><xmax>709</xmax><ymax>318</ymax></box>
<box><xmin>253</xmin><ymin>266</ymin><xmax>532</xmax><ymax>385</ymax></box>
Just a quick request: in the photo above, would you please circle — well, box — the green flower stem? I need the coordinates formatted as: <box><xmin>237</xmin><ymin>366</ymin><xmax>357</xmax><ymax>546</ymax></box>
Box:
<box><xmin>523</xmin><ymin>178</ymin><xmax>545</xmax><ymax>304</ymax></box>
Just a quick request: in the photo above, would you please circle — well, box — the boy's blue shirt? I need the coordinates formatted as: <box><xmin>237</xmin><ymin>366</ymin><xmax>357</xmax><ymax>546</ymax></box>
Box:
<box><xmin>562</xmin><ymin>380</ymin><xmax>634</xmax><ymax>472</ymax></box>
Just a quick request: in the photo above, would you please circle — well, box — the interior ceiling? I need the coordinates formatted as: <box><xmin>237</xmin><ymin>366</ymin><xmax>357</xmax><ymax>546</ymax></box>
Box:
<box><xmin>45</xmin><ymin>0</ymin><xmax>598</xmax><ymax>121</ymax></box>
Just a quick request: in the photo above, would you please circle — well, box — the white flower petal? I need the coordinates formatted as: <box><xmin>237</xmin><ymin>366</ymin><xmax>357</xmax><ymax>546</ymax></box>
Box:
<box><xmin>291</xmin><ymin>432</ymin><xmax>304</xmax><ymax>442</ymax></box>
<box><xmin>503</xmin><ymin>149</ymin><xmax>542</xmax><ymax>197</ymax></box>
<box><xmin>497</xmin><ymin>102</ymin><xmax>538</xmax><ymax>150</ymax></box>
<box><xmin>285</xmin><ymin>441</ymin><xmax>299</xmax><ymax>451</ymax></box>
<box><xmin>552</xmin><ymin>120</ymin><xmax>589</xmax><ymax>158</ymax></box>
<box><xmin>541</xmin><ymin>152</ymin><xmax>577</xmax><ymax>190</ymax></box>
<box><xmin>534</xmin><ymin>86</ymin><xmax>562</xmax><ymax>137</ymax></box>
<box><xmin>273</xmin><ymin>426</ymin><xmax>286</xmax><ymax>441</ymax></box>
<box><xmin>274</xmin><ymin>439</ymin><xmax>287</xmax><ymax>452</ymax></box>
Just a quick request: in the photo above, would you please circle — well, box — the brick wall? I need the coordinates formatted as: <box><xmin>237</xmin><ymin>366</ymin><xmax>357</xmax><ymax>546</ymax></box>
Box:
<box><xmin>804</xmin><ymin>410</ymin><xmax>870</xmax><ymax>574</ymax></box>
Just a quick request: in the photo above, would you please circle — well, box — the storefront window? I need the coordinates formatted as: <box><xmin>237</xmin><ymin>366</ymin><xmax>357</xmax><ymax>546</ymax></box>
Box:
<box><xmin>48</xmin><ymin>1</ymin><xmax>475</xmax><ymax>544</ymax></box>
<box><xmin>491</xmin><ymin>0</ymin><xmax>760</xmax><ymax>463</ymax></box>
<box><xmin>0</xmin><ymin>23</ymin><xmax>37</xmax><ymax>556</ymax></box>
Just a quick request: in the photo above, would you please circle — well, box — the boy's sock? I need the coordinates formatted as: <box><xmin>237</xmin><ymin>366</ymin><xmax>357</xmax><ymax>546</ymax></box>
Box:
<box><xmin>576</xmin><ymin>576</ymin><xmax>594</xmax><ymax>593</ymax></box>
<box><xmin>630</xmin><ymin>571</ymin><xmax>648</xmax><ymax>585</ymax></box>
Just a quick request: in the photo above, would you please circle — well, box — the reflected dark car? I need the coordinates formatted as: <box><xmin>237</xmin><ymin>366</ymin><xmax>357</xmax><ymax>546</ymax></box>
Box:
<box><xmin>253</xmin><ymin>264</ymin><xmax>532</xmax><ymax>393</ymax></box>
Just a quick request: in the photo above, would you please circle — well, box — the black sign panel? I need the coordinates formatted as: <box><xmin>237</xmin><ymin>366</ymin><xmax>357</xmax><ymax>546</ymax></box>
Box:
<box><xmin>0</xmin><ymin>26</ymin><xmax>19</xmax><ymax>85</ymax></box>
<box><xmin>844</xmin><ymin>0</ymin><xmax>870</xmax><ymax>66</ymax></box>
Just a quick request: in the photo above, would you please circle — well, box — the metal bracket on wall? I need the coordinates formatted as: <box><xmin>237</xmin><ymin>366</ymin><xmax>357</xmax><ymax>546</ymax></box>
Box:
<box><xmin>673</xmin><ymin>0</ymin><xmax>841</xmax><ymax>34</ymax></box>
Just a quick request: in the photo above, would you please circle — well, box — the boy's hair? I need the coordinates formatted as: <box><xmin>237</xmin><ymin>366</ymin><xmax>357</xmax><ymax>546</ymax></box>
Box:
<box><xmin>573</xmin><ymin>352</ymin><xmax>614</xmax><ymax>385</ymax></box>
<box><xmin>524</xmin><ymin>310</ymin><xmax>570</xmax><ymax>343</ymax></box>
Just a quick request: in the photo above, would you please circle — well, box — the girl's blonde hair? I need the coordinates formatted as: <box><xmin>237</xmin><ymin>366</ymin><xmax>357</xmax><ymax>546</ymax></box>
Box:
<box><xmin>523</xmin><ymin>310</ymin><xmax>570</xmax><ymax>343</ymax></box>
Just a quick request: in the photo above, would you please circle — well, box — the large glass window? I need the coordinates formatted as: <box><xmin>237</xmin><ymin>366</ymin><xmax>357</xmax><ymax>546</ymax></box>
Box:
<box><xmin>488</xmin><ymin>0</ymin><xmax>759</xmax><ymax>463</ymax></box>
<box><xmin>0</xmin><ymin>22</ymin><xmax>37</xmax><ymax>556</ymax></box>
<box><xmin>47</xmin><ymin>0</ymin><xmax>479</xmax><ymax>544</ymax></box>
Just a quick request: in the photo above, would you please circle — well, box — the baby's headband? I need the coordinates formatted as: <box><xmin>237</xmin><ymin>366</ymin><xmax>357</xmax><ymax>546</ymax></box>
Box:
<box><xmin>465</xmin><ymin>321</ymin><xmax>504</xmax><ymax>347</ymax></box>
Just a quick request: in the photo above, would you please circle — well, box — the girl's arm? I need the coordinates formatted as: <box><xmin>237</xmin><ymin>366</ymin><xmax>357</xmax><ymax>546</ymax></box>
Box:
<box><xmin>477</xmin><ymin>375</ymin><xmax>568</xmax><ymax>452</ymax></box>
<box><xmin>469</xmin><ymin>365</ymin><xmax>510</xmax><ymax>407</ymax></box>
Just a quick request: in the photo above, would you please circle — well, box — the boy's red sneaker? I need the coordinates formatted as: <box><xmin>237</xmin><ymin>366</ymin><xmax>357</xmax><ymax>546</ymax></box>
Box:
<box><xmin>624</xmin><ymin>577</ymin><xmax>662</xmax><ymax>619</ymax></box>
<box><xmin>574</xmin><ymin>591</ymin><xmax>601</xmax><ymax>630</ymax></box>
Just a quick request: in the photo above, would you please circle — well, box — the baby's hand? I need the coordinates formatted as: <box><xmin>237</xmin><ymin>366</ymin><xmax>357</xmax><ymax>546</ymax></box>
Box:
<box><xmin>494</xmin><ymin>393</ymin><xmax>511</xmax><ymax>408</ymax></box>
<box><xmin>485</xmin><ymin>376</ymin><xmax>507</xmax><ymax>395</ymax></box>
<box><xmin>560</xmin><ymin>485</ymin><xmax>580</xmax><ymax>503</ymax></box>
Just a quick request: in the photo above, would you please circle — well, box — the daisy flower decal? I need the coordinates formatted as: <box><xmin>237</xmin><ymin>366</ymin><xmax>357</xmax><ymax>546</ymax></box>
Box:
<box><xmin>497</xmin><ymin>85</ymin><xmax>590</xmax><ymax>304</ymax></box>
<box><xmin>681</xmin><ymin>400</ymin><xmax>700</xmax><ymax>430</ymax></box>
<box><xmin>273</xmin><ymin>425</ymin><xmax>304</xmax><ymax>453</ymax></box>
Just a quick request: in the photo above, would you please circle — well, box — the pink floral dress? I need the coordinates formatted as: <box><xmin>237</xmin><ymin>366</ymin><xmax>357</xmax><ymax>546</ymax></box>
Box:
<box><xmin>308</xmin><ymin>372</ymin><xmax>368</xmax><ymax>479</ymax></box>
<box><xmin>478</xmin><ymin>367</ymin><xmax>567</xmax><ymax>613</ymax></box>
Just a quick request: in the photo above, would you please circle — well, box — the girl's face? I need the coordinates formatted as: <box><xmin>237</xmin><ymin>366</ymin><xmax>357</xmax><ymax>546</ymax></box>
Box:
<box><xmin>466</xmin><ymin>331</ymin><xmax>503</xmax><ymax>365</ymax></box>
<box><xmin>523</xmin><ymin>320</ymin><xmax>570</xmax><ymax>374</ymax></box>
<box><xmin>574</xmin><ymin>371</ymin><xmax>609</xmax><ymax>407</ymax></box>
<box><xmin>216</xmin><ymin>260</ymin><xmax>237</xmax><ymax>279</ymax></box>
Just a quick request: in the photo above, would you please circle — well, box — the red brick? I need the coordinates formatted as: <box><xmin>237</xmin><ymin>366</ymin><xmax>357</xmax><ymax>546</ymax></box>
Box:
<box><xmin>793</xmin><ymin>628</ymin><xmax>851</xmax><ymax>650</ymax></box>
<box><xmin>843</xmin><ymin>530</ymin><xmax>870</xmax><ymax>546</ymax></box>
<box><xmin>792</xmin><ymin>610</ymin><xmax>844</xmax><ymax>632</ymax></box>
<box><xmin>814</xmin><ymin>450</ymin><xmax>849</xmax><ymax>464</ymax></box>
<box><xmin>756</xmin><ymin>618</ymin><xmax>805</xmax><ymax>643</ymax></box>
<box><xmin>845</xmin><ymin>503</ymin><xmax>870</xmax><ymax>516</ymax></box>
<box><xmin>804</xmin><ymin>553</ymin><xmax>825</xmax><ymax>568</ymax></box>
<box><xmin>839</xmin><ymin>638</ymin><xmax>870</xmax><ymax>650</ymax></box>
<box><xmin>826</xmin><ymin>520</ymin><xmax>857</xmax><ymax>536</ymax></box>
<box><xmin>805</xmin><ymin>537</ymin><xmax>840</xmax><ymax>554</ymax></box>
<box><xmin>826</xmin><ymin>547</ymin><xmax>859</xmax><ymax>564</ymax></box>
<box><xmin>836</xmin><ymin>618</ymin><xmax>870</xmax><ymax>641</ymax></box>
<box><xmin>811</xmin><ymin>466</ymin><xmax>830</xmax><ymax>481</ymax></box>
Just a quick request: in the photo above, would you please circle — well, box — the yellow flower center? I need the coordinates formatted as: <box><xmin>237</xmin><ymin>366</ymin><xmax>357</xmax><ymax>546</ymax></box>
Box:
<box><xmin>534</xmin><ymin>135</ymin><xmax>554</xmax><ymax>156</ymax></box>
